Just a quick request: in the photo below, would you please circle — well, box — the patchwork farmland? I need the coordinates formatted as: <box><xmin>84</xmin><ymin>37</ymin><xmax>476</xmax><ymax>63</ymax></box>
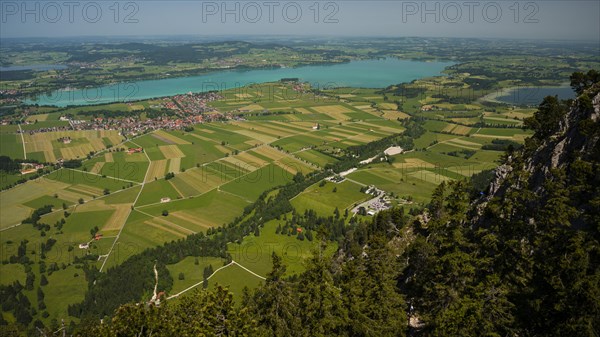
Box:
<box><xmin>22</xmin><ymin>130</ymin><xmax>124</xmax><ymax>162</ymax></box>
<box><xmin>0</xmin><ymin>82</ymin><xmax>536</xmax><ymax>325</ymax></box>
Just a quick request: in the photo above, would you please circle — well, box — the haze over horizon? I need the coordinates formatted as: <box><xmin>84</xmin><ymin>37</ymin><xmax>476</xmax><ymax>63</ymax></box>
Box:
<box><xmin>1</xmin><ymin>0</ymin><xmax>599</xmax><ymax>41</ymax></box>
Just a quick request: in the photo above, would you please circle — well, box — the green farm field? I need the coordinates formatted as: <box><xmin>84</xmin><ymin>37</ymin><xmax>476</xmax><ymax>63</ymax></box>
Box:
<box><xmin>228</xmin><ymin>219</ymin><xmax>338</xmax><ymax>277</ymax></box>
<box><xmin>167</xmin><ymin>256</ymin><xmax>225</xmax><ymax>294</ymax></box>
<box><xmin>291</xmin><ymin>180</ymin><xmax>370</xmax><ymax>216</ymax></box>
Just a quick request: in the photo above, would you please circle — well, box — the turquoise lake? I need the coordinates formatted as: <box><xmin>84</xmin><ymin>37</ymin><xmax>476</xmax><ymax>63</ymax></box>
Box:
<box><xmin>27</xmin><ymin>59</ymin><xmax>454</xmax><ymax>107</ymax></box>
<box><xmin>496</xmin><ymin>86</ymin><xmax>575</xmax><ymax>105</ymax></box>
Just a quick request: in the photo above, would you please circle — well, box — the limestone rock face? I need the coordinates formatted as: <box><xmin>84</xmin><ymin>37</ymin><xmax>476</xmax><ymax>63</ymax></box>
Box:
<box><xmin>474</xmin><ymin>87</ymin><xmax>600</xmax><ymax>222</ymax></box>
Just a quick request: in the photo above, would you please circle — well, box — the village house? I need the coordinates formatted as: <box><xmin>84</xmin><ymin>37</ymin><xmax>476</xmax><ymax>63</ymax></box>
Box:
<box><xmin>58</xmin><ymin>136</ymin><xmax>72</xmax><ymax>144</ymax></box>
<box><xmin>128</xmin><ymin>147</ymin><xmax>143</xmax><ymax>154</ymax></box>
<box><xmin>20</xmin><ymin>162</ymin><xmax>45</xmax><ymax>175</ymax></box>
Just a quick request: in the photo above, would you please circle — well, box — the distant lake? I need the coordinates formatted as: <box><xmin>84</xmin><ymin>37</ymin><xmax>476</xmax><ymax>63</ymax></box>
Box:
<box><xmin>26</xmin><ymin>59</ymin><xmax>454</xmax><ymax>107</ymax></box>
<box><xmin>496</xmin><ymin>86</ymin><xmax>575</xmax><ymax>105</ymax></box>
<box><xmin>0</xmin><ymin>64</ymin><xmax>67</xmax><ymax>71</ymax></box>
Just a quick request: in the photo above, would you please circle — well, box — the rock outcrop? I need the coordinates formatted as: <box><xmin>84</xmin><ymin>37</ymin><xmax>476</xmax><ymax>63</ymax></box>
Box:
<box><xmin>474</xmin><ymin>84</ymin><xmax>600</xmax><ymax>222</ymax></box>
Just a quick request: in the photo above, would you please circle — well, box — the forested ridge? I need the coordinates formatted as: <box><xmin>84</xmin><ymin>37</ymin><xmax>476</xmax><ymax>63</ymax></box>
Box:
<box><xmin>6</xmin><ymin>71</ymin><xmax>599</xmax><ymax>336</ymax></box>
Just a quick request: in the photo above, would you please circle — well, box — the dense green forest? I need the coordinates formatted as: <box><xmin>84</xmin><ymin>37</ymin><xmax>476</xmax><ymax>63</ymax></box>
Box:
<box><xmin>3</xmin><ymin>71</ymin><xmax>599</xmax><ymax>336</ymax></box>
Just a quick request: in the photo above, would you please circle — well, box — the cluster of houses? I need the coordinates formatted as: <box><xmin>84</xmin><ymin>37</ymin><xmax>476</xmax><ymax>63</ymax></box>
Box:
<box><xmin>71</xmin><ymin>57</ymin><xmax>143</xmax><ymax>70</ymax></box>
<box><xmin>0</xmin><ymin>90</ymin><xmax>22</xmax><ymax>105</ymax></box>
<box><xmin>17</xmin><ymin>125</ymin><xmax>72</xmax><ymax>135</ymax></box>
<box><xmin>325</xmin><ymin>174</ymin><xmax>346</xmax><ymax>183</ymax></box>
<box><xmin>364</xmin><ymin>196</ymin><xmax>393</xmax><ymax>216</ymax></box>
<box><xmin>20</xmin><ymin>162</ymin><xmax>45</xmax><ymax>175</ymax></box>
<box><xmin>127</xmin><ymin>147</ymin><xmax>143</xmax><ymax>154</ymax></box>
<box><xmin>81</xmin><ymin>116</ymin><xmax>190</xmax><ymax>136</ymax></box>
<box><xmin>57</xmin><ymin>136</ymin><xmax>72</xmax><ymax>144</ymax></box>
<box><xmin>353</xmin><ymin>186</ymin><xmax>393</xmax><ymax>216</ymax></box>
<box><xmin>161</xmin><ymin>92</ymin><xmax>223</xmax><ymax>115</ymax></box>
<box><xmin>78</xmin><ymin>233</ymin><xmax>103</xmax><ymax>249</ymax></box>
<box><xmin>421</xmin><ymin>104</ymin><xmax>441</xmax><ymax>111</ymax></box>
<box><xmin>214</xmin><ymin>58</ymin><xmax>243</xmax><ymax>68</ymax></box>
<box><xmin>6</xmin><ymin>91</ymin><xmax>228</xmax><ymax>138</ymax></box>
<box><xmin>292</xmin><ymin>83</ymin><xmax>308</xmax><ymax>93</ymax></box>
<box><xmin>0</xmin><ymin>89</ymin><xmax>21</xmax><ymax>97</ymax></box>
<box><xmin>69</xmin><ymin>107</ymin><xmax>225</xmax><ymax>137</ymax></box>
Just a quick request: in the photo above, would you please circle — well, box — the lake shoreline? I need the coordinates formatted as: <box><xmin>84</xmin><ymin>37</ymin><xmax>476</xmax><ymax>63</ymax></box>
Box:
<box><xmin>481</xmin><ymin>83</ymin><xmax>573</xmax><ymax>105</ymax></box>
<box><xmin>25</xmin><ymin>59</ymin><xmax>455</xmax><ymax>107</ymax></box>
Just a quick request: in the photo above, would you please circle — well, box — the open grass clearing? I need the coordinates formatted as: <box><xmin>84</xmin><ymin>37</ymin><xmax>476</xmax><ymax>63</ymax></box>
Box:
<box><xmin>0</xmin><ymin>177</ymin><xmax>74</xmax><ymax>228</ymax></box>
<box><xmin>291</xmin><ymin>180</ymin><xmax>369</xmax><ymax>216</ymax></box>
<box><xmin>136</xmin><ymin>179</ymin><xmax>182</xmax><ymax>206</ymax></box>
<box><xmin>220</xmin><ymin>164</ymin><xmax>293</xmax><ymax>201</ymax></box>
<box><xmin>294</xmin><ymin>149</ymin><xmax>338</xmax><ymax>167</ymax></box>
<box><xmin>166</xmin><ymin>256</ymin><xmax>225</xmax><ymax>294</ymax></box>
<box><xmin>138</xmin><ymin>190</ymin><xmax>247</xmax><ymax>232</ymax></box>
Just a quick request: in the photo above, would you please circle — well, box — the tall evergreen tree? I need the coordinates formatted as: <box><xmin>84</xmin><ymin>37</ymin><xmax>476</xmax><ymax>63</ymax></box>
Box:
<box><xmin>297</xmin><ymin>242</ymin><xmax>348</xmax><ymax>336</ymax></box>
<box><xmin>249</xmin><ymin>253</ymin><xmax>302</xmax><ymax>336</ymax></box>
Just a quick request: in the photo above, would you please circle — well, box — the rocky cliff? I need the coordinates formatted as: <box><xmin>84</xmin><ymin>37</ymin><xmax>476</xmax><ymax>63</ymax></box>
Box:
<box><xmin>475</xmin><ymin>83</ymin><xmax>600</xmax><ymax>228</ymax></box>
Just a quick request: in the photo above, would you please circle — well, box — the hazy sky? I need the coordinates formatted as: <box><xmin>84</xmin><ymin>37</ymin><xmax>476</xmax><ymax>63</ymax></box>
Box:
<box><xmin>1</xmin><ymin>1</ymin><xmax>599</xmax><ymax>41</ymax></box>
